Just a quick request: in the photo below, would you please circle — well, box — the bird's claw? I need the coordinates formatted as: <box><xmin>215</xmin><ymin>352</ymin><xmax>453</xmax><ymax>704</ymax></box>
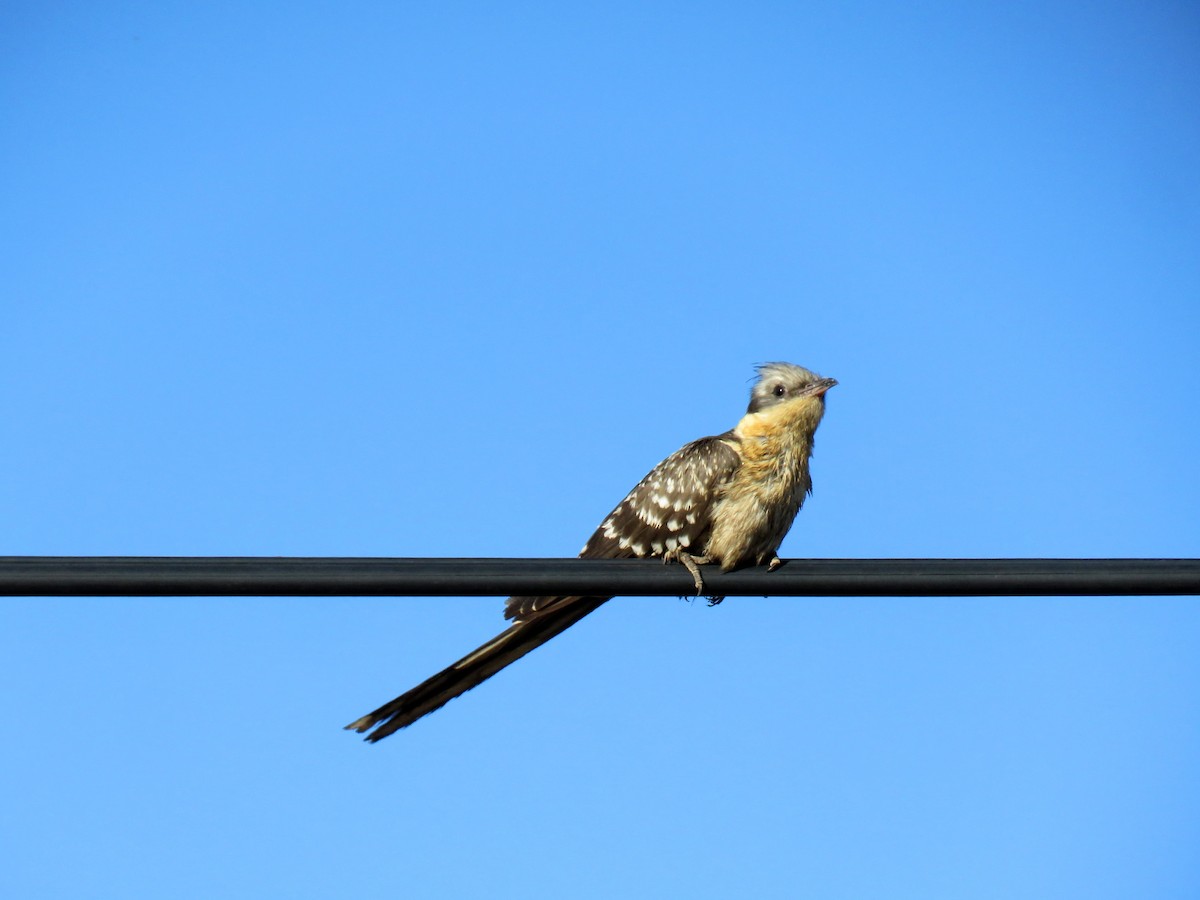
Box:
<box><xmin>663</xmin><ymin>548</ymin><xmax>712</xmax><ymax>597</ymax></box>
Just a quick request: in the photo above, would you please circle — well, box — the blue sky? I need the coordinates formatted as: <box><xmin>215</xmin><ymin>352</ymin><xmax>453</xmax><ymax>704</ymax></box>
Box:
<box><xmin>2</xmin><ymin>2</ymin><xmax>1198</xmax><ymax>897</ymax></box>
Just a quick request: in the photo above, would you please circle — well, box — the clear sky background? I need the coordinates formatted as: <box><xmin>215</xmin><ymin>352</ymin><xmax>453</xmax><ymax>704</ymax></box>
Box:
<box><xmin>3</xmin><ymin>3</ymin><xmax>1198</xmax><ymax>898</ymax></box>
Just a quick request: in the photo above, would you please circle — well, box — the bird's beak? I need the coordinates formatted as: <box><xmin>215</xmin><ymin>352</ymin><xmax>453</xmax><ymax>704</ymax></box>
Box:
<box><xmin>806</xmin><ymin>377</ymin><xmax>837</xmax><ymax>398</ymax></box>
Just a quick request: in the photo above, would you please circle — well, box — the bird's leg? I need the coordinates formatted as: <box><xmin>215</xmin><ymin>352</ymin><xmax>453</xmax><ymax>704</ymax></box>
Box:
<box><xmin>662</xmin><ymin>548</ymin><xmax>712</xmax><ymax>597</ymax></box>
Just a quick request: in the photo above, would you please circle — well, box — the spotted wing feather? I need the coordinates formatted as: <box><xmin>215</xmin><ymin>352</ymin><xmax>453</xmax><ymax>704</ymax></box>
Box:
<box><xmin>504</xmin><ymin>433</ymin><xmax>742</xmax><ymax>621</ymax></box>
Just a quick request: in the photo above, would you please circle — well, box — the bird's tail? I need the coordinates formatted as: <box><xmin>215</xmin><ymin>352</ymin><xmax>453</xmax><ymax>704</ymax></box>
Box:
<box><xmin>345</xmin><ymin>596</ymin><xmax>610</xmax><ymax>742</ymax></box>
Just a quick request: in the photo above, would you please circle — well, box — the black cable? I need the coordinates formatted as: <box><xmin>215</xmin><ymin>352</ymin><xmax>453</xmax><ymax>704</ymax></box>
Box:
<box><xmin>2</xmin><ymin>557</ymin><xmax>1198</xmax><ymax>597</ymax></box>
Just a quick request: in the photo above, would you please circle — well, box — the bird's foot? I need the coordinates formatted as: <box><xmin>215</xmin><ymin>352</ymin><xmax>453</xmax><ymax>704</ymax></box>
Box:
<box><xmin>767</xmin><ymin>555</ymin><xmax>784</xmax><ymax>572</ymax></box>
<box><xmin>663</xmin><ymin>548</ymin><xmax>712</xmax><ymax>597</ymax></box>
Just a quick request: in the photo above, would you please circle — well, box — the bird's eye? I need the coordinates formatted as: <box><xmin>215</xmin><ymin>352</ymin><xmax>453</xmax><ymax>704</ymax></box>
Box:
<box><xmin>772</xmin><ymin>384</ymin><xmax>786</xmax><ymax>397</ymax></box>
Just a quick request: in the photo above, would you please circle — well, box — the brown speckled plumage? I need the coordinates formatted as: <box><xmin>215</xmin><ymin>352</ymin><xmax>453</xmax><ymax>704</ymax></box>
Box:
<box><xmin>346</xmin><ymin>362</ymin><xmax>836</xmax><ymax>741</ymax></box>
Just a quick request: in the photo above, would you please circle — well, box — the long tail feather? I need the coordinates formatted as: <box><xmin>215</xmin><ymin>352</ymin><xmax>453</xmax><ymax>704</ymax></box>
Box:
<box><xmin>345</xmin><ymin>596</ymin><xmax>609</xmax><ymax>742</ymax></box>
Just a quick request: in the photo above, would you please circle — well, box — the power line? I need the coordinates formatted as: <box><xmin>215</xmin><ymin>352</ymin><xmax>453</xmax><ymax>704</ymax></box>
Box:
<box><xmin>2</xmin><ymin>557</ymin><xmax>1198</xmax><ymax>597</ymax></box>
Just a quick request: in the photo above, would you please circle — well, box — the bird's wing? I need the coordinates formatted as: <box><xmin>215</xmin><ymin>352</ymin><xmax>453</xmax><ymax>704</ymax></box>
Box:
<box><xmin>504</xmin><ymin>433</ymin><xmax>742</xmax><ymax>622</ymax></box>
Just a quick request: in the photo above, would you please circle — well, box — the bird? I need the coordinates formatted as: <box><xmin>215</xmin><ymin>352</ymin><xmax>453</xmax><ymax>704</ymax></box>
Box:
<box><xmin>346</xmin><ymin>362</ymin><xmax>837</xmax><ymax>741</ymax></box>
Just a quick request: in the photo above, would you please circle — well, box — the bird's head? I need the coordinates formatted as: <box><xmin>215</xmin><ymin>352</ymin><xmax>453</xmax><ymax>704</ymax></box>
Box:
<box><xmin>746</xmin><ymin>362</ymin><xmax>837</xmax><ymax>416</ymax></box>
